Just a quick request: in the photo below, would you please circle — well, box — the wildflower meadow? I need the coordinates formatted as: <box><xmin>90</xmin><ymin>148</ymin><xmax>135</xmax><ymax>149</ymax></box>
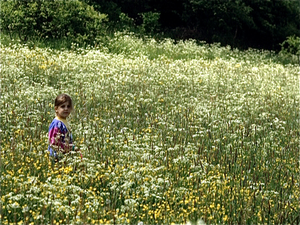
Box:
<box><xmin>1</xmin><ymin>36</ymin><xmax>299</xmax><ymax>224</ymax></box>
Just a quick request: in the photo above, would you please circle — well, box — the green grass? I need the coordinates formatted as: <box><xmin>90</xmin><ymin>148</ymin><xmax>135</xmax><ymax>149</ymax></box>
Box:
<box><xmin>1</xmin><ymin>33</ymin><xmax>299</xmax><ymax>224</ymax></box>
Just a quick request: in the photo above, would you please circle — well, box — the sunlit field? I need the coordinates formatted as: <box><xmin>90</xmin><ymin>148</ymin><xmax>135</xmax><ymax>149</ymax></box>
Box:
<box><xmin>1</xmin><ymin>35</ymin><xmax>299</xmax><ymax>224</ymax></box>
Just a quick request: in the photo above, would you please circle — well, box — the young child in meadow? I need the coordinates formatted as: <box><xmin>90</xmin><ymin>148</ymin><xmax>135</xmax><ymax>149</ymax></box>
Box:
<box><xmin>48</xmin><ymin>94</ymin><xmax>82</xmax><ymax>162</ymax></box>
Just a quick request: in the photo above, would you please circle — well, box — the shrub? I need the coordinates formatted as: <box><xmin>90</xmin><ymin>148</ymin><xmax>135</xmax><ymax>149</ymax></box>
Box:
<box><xmin>138</xmin><ymin>11</ymin><xmax>161</xmax><ymax>35</ymax></box>
<box><xmin>0</xmin><ymin>0</ymin><xmax>107</xmax><ymax>44</ymax></box>
<box><xmin>118</xmin><ymin>12</ymin><xmax>135</xmax><ymax>31</ymax></box>
<box><xmin>279</xmin><ymin>35</ymin><xmax>300</xmax><ymax>64</ymax></box>
<box><xmin>280</xmin><ymin>35</ymin><xmax>300</xmax><ymax>55</ymax></box>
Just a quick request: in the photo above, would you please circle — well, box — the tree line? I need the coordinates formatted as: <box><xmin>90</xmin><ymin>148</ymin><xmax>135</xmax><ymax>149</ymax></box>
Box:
<box><xmin>86</xmin><ymin>0</ymin><xmax>300</xmax><ymax>50</ymax></box>
<box><xmin>1</xmin><ymin>0</ymin><xmax>299</xmax><ymax>51</ymax></box>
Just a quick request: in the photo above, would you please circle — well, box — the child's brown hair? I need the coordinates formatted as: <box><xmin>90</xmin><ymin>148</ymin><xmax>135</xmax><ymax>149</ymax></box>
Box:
<box><xmin>54</xmin><ymin>94</ymin><xmax>73</xmax><ymax>109</ymax></box>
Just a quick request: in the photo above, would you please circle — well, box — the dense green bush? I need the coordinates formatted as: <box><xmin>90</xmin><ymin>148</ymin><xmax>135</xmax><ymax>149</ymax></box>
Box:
<box><xmin>280</xmin><ymin>35</ymin><xmax>300</xmax><ymax>56</ymax></box>
<box><xmin>278</xmin><ymin>35</ymin><xmax>300</xmax><ymax>64</ymax></box>
<box><xmin>0</xmin><ymin>0</ymin><xmax>107</xmax><ymax>44</ymax></box>
<box><xmin>138</xmin><ymin>11</ymin><xmax>161</xmax><ymax>35</ymax></box>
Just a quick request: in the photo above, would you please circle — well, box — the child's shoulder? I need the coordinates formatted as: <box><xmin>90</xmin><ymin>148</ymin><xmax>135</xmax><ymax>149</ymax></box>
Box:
<box><xmin>49</xmin><ymin>118</ymin><xmax>65</xmax><ymax>129</ymax></box>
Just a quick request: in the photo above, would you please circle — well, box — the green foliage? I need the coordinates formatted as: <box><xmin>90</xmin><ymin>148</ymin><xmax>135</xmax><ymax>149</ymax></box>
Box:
<box><xmin>180</xmin><ymin>0</ymin><xmax>300</xmax><ymax>49</ymax></box>
<box><xmin>182</xmin><ymin>0</ymin><xmax>254</xmax><ymax>46</ymax></box>
<box><xmin>82</xmin><ymin>0</ymin><xmax>300</xmax><ymax>50</ymax></box>
<box><xmin>108</xmin><ymin>11</ymin><xmax>161</xmax><ymax>36</ymax></box>
<box><xmin>138</xmin><ymin>11</ymin><xmax>161</xmax><ymax>34</ymax></box>
<box><xmin>278</xmin><ymin>35</ymin><xmax>300</xmax><ymax>64</ymax></box>
<box><xmin>0</xmin><ymin>0</ymin><xmax>107</xmax><ymax>44</ymax></box>
<box><xmin>118</xmin><ymin>13</ymin><xmax>135</xmax><ymax>31</ymax></box>
<box><xmin>280</xmin><ymin>35</ymin><xmax>300</xmax><ymax>56</ymax></box>
<box><xmin>2</xmin><ymin>0</ymin><xmax>299</xmax><ymax>50</ymax></box>
<box><xmin>245</xmin><ymin>0</ymin><xmax>300</xmax><ymax>50</ymax></box>
<box><xmin>83</xmin><ymin>0</ymin><xmax>121</xmax><ymax>22</ymax></box>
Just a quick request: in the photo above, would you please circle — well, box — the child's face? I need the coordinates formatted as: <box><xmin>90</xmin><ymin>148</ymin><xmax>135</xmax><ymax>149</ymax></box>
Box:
<box><xmin>55</xmin><ymin>101</ymin><xmax>72</xmax><ymax>119</ymax></box>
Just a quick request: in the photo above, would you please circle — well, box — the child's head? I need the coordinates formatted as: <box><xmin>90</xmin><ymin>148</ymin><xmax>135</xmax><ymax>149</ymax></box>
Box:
<box><xmin>55</xmin><ymin>94</ymin><xmax>73</xmax><ymax>108</ymax></box>
<box><xmin>54</xmin><ymin>94</ymin><xmax>73</xmax><ymax>119</ymax></box>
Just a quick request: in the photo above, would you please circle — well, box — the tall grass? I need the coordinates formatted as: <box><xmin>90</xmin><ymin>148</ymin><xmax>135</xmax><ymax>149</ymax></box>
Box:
<box><xmin>1</xmin><ymin>33</ymin><xmax>299</xmax><ymax>224</ymax></box>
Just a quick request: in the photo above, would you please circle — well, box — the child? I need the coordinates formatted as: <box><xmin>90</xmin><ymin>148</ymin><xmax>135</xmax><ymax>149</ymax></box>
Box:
<box><xmin>48</xmin><ymin>94</ymin><xmax>80</xmax><ymax>162</ymax></box>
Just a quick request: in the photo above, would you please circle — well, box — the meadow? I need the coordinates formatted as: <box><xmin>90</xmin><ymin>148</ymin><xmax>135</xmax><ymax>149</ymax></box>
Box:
<box><xmin>1</xmin><ymin>34</ymin><xmax>299</xmax><ymax>224</ymax></box>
